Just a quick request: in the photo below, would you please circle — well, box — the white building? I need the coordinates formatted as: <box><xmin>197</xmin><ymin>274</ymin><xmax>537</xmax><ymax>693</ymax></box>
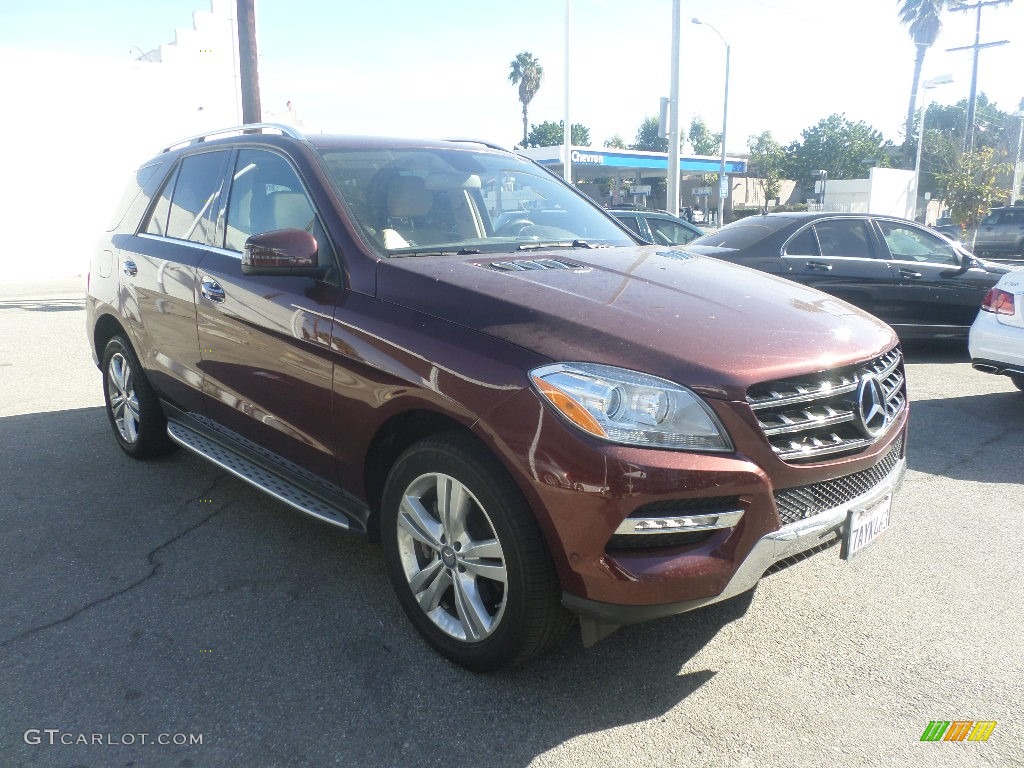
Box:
<box><xmin>0</xmin><ymin>1</ymin><xmax>245</xmax><ymax>279</ymax></box>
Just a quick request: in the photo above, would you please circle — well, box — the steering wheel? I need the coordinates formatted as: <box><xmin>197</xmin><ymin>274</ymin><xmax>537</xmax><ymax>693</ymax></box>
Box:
<box><xmin>494</xmin><ymin>218</ymin><xmax>534</xmax><ymax>237</ymax></box>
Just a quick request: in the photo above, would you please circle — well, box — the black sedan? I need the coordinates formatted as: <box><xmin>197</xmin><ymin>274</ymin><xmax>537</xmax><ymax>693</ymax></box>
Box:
<box><xmin>687</xmin><ymin>212</ymin><xmax>1012</xmax><ymax>340</ymax></box>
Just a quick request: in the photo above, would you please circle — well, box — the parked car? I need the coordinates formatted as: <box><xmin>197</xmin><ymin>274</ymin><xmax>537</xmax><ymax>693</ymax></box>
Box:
<box><xmin>973</xmin><ymin>204</ymin><xmax>1024</xmax><ymax>261</ymax></box>
<box><xmin>610</xmin><ymin>208</ymin><xmax>703</xmax><ymax>245</ymax></box>
<box><xmin>688</xmin><ymin>212</ymin><xmax>1012</xmax><ymax>340</ymax></box>
<box><xmin>87</xmin><ymin>125</ymin><xmax>908</xmax><ymax>671</ymax></box>
<box><xmin>969</xmin><ymin>269</ymin><xmax>1024</xmax><ymax>391</ymax></box>
<box><xmin>931</xmin><ymin>216</ymin><xmax>964</xmax><ymax>242</ymax></box>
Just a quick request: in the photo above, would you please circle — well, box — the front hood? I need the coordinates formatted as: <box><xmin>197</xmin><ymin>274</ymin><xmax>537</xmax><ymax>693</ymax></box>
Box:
<box><xmin>376</xmin><ymin>245</ymin><xmax>897</xmax><ymax>399</ymax></box>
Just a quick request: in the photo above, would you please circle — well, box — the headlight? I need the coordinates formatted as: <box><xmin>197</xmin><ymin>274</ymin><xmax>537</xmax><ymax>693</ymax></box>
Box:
<box><xmin>530</xmin><ymin>363</ymin><xmax>732</xmax><ymax>451</ymax></box>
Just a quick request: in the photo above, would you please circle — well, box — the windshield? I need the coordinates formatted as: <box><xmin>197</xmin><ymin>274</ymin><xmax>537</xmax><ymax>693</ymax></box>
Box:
<box><xmin>316</xmin><ymin>146</ymin><xmax>634</xmax><ymax>255</ymax></box>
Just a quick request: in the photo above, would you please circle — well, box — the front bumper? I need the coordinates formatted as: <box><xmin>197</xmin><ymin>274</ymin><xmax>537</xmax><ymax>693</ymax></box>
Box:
<box><xmin>563</xmin><ymin>455</ymin><xmax>907</xmax><ymax>626</ymax></box>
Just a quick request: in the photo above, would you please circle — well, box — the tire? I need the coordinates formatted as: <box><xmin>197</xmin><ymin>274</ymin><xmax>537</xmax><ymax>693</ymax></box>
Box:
<box><xmin>1010</xmin><ymin>373</ymin><xmax>1024</xmax><ymax>392</ymax></box>
<box><xmin>101</xmin><ymin>336</ymin><xmax>177</xmax><ymax>459</ymax></box>
<box><xmin>381</xmin><ymin>433</ymin><xmax>571</xmax><ymax>671</ymax></box>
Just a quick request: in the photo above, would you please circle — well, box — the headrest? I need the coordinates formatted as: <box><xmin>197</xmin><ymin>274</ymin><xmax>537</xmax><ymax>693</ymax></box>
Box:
<box><xmin>270</xmin><ymin>192</ymin><xmax>314</xmax><ymax>231</ymax></box>
<box><xmin>387</xmin><ymin>176</ymin><xmax>432</xmax><ymax>218</ymax></box>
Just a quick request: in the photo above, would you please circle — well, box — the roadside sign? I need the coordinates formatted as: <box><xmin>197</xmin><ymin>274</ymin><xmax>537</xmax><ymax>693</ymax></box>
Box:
<box><xmin>693</xmin><ymin>186</ymin><xmax>712</xmax><ymax>196</ymax></box>
<box><xmin>719</xmin><ymin>176</ymin><xmax>729</xmax><ymax>198</ymax></box>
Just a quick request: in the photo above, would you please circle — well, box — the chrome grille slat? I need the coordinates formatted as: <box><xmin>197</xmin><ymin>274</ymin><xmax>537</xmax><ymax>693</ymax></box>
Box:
<box><xmin>747</xmin><ymin>348</ymin><xmax>907</xmax><ymax>463</ymax></box>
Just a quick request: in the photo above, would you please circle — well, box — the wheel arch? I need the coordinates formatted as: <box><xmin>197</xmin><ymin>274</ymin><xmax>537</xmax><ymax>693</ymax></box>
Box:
<box><xmin>363</xmin><ymin>409</ymin><xmax>484</xmax><ymax>541</ymax></box>
<box><xmin>93</xmin><ymin>312</ymin><xmax>131</xmax><ymax>363</ymax></box>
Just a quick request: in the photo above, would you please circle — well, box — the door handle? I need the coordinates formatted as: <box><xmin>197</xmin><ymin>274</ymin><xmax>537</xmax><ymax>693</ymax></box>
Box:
<box><xmin>122</xmin><ymin>260</ymin><xmax>138</xmax><ymax>277</ymax></box>
<box><xmin>805</xmin><ymin>261</ymin><xmax>832</xmax><ymax>271</ymax></box>
<box><xmin>899</xmin><ymin>269</ymin><xmax>922</xmax><ymax>279</ymax></box>
<box><xmin>201</xmin><ymin>279</ymin><xmax>226</xmax><ymax>303</ymax></box>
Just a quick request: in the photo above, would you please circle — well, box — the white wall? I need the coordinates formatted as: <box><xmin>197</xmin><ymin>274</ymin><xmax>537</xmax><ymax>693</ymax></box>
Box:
<box><xmin>822</xmin><ymin>168</ymin><xmax>915</xmax><ymax>217</ymax></box>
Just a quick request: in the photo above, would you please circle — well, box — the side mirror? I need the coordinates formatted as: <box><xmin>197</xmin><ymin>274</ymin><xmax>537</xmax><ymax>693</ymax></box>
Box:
<box><xmin>241</xmin><ymin>229</ymin><xmax>326</xmax><ymax>277</ymax></box>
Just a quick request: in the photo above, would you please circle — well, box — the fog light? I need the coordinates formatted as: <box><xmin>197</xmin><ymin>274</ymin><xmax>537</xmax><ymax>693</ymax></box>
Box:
<box><xmin>615</xmin><ymin>510</ymin><xmax>744</xmax><ymax>535</ymax></box>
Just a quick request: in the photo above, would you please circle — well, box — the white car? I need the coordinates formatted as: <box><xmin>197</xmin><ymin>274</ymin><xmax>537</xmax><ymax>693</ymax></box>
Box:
<box><xmin>969</xmin><ymin>269</ymin><xmax>1024</xmax><ymax>392</ymax></box>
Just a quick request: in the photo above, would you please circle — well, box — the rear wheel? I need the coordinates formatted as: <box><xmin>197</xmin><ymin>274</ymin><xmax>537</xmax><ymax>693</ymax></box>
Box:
<box><xmin>101</xmin><ymin>336</ymin><xmax>176</xmax><ymax>459</ymax></box>
<box><xmin>381</xmin><ymin>433</ymin><xmax>570</xmax><ymax>671</ymax></box>
<box><xmin>1010</xmin><ymin>373</ymin><xmax>1024</xmax><ymax>392</ymax></box>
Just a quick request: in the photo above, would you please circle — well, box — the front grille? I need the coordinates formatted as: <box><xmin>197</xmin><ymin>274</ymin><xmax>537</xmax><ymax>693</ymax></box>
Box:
<box><xmin>773</xmin><ymin>436</ymin><xmax>903</xmax><ymax>525</ymax></box>
<box><xmin>746</xmin><ymin>347</ymin><xmax>906</xmax><ymax>462</ymax></box>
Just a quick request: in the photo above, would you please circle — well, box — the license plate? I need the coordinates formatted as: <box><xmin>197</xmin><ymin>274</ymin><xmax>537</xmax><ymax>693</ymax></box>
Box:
<box><xmin>841</xmin><ymin>495</ymin><xmax>892</xmax><ymax>560</ymax></box>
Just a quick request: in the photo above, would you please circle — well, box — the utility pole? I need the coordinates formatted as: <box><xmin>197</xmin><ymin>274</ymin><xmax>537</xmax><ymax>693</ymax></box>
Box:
<box><xmin>666</xmin><ymin>0</ymin><xmax>681</xmax><ymax>216</ymax></box>
<box><xmin>236</xmin><ymin>0</ymin><xmax>261</xmax><ymax>125</ymax></box>
<box><xmin>946</xmin><ymin>0</ymin><xmax>1010</xmax><ymax>152</ymax></box>
<box><xmin>1012</xmin><ymin>98</ymin><xmax>1024</xmax><ymax>205</ymax></box>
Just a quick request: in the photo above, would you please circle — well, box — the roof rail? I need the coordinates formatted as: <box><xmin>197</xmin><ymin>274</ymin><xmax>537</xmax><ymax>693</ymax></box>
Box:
<box><xmin>161</xmin><ymin>123</ymin><xmax>305</xmax><ymax>153</ymax></box>
<box><xmin>442</xmin><ymin>137</ymin><xmax>511</xmax><ymax>153</ymax></box>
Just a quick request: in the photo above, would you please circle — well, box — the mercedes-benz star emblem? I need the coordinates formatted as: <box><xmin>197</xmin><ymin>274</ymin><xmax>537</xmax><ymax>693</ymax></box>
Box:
<box><xmin>854</xmin><ymin>374</ymin><xmax>888</xmax><ymax>438</ymax></box>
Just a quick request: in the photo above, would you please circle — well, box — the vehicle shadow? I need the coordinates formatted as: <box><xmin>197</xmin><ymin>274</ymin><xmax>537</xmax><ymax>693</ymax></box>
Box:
<box><xmin>900</xmin><ymin>338</ymin><xmax>969</xmax><ymax>364</ymax></box>
<box><xmin>906</xmin><ymin>389</ymin><xmax>1024</xmax><ymax>484</ymax></box>
<box><xmin>0</xmin><ymin>406</ymin><xmax>754</xmax><ymax>768</ymax></box>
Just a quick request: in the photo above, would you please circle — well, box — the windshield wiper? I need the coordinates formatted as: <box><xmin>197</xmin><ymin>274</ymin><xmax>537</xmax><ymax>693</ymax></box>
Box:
<box><xmin>393</xmin><ymin>247</ymin><xmax>482</xmax><ymax>257</ymax></box>
<box><xmin>517</xmin><ymin>239</ymin><xmax>593</xmax><ymax>251</ymax></box>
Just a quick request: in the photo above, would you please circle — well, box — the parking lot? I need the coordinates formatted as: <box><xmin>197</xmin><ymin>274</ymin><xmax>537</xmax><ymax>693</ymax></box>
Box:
<box><xmin>1</xmin><ymin>278</ymin><xmax>1022</xmax><ymax>768</ymax></box>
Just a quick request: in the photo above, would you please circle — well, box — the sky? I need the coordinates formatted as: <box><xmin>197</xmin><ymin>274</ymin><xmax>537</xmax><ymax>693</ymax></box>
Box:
<box><xmin>2</xmin><ymin>0</ymin><xmax>1022</xmax><ymax>153</ymax></box>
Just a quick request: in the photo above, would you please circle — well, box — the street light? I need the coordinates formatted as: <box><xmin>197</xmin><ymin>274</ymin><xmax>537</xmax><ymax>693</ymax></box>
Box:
<box><xmin>912</xmin><ymin>74</ymin><xmax>954</xmax><ymax>221</ymax></box>
<box><xmin>692</xmin><ymin>17</ymin><xmax>729</xmax><ymax>228</ymax></box>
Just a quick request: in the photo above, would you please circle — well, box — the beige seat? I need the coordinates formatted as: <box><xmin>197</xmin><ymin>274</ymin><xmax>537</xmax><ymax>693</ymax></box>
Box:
<box><xmin>381</xmin><ymin>176</ymin><xmax>452</xmax><ymax>248</ymax></box>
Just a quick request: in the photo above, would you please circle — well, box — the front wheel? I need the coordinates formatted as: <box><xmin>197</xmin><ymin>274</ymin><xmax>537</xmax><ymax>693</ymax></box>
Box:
<box><xmin>101</xmin><ymin>336</ymin><xmax>176</xmax><ymax>459</ymax></box>
<box><xmin>1010</xmin><ymin>373</ymin><xmax>1024</xmax><ymax>392</ymax></box>
<box><xmin>381</xmin><ymin>433</ymin><xmax>570</xmax><ymax>671</ymax></box>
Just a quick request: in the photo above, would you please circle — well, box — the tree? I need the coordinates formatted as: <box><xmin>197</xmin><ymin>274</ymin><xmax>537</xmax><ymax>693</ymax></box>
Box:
<box><xmin>526</xmin><ymin>120</ymin><xmax>591</xmax><ymax>147</ymax></box>
<box><xmin>508</xmin><ymin>52</ymin><xmax>544</xmax><ymax>147</ymax></box>
<box><xmin>747</xmin><ymin>131</ymin><xmax>785</xmax><ymax>208</ymax></box>
<box><xmin>934</xmin><ymin>146</ymin><xmax>1011</xmax><ymax>245</ymax></box>
<box><xmin>784</xmin><ymin>114</ymin><xmax>894</xmax><ymax>182</ymax></box>
<box><xmin>604</xmin><ymin>134</ymin><xmax>627</xmax><ymax>149</ymax></box>
<box><xmin>631</xmin><ymin>117</ymin><xmax>668</xmax><ymax>152</ymax></box>
<box><xmin>898</xmin><ymin>0</ymin><xmax>946</xmax><ymax>147</ymax></box>
<box><xmin>688</xmin><ymin>117</ymin><xmax>721</xmax><ymax>156</ymax></box>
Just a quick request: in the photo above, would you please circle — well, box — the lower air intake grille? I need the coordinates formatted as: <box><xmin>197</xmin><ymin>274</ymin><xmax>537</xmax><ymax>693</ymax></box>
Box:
<box><xmin>773</xmin><ymin>437</ymin><xmax>903</xmax><ymax>526</ymax></box>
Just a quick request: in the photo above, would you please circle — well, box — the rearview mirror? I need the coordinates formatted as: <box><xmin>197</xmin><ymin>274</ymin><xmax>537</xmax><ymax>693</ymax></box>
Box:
<box><xmin>241</xmin><ymin>229</ymin><xmax>325</xmax><ymax>277</ymax></box>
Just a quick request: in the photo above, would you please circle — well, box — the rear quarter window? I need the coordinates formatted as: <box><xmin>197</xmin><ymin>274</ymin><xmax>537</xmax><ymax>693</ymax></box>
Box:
<box><xmin>106</xmin><ymin>161</ymin><xmax>167</xmax><ymax>232</ymax></box>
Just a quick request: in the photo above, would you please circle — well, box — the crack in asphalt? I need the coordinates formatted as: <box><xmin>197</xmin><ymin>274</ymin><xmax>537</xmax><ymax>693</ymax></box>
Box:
<box><xmin>0</xmin><ymin>474</ymin><xmax>233</xmax><ymax>649</ymax></box>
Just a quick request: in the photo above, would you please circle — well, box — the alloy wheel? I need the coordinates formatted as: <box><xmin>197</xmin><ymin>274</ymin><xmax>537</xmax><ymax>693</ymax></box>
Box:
<box><xmin>394</xmin><ymin>472</ymin><xmax>508</xmax><ymax>642</ymax></box>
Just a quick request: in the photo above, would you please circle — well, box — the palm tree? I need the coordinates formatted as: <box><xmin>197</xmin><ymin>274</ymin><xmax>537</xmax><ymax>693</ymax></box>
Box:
<box><xmin>899</xmin><ymin>0</ymin><xmax>946</xmax><ymax>149</ymax></box>
<box><xmin>508</xmin><ymin>52</ymin><xmax>544</xmax><ymax>147</ymax></box>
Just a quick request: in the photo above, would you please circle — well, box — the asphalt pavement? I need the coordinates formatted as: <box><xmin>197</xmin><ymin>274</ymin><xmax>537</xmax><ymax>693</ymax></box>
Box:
<box><xmin>1</xmin><ymin>278</ymin><xmax>1021</xmax><ymax>768</ymax></box>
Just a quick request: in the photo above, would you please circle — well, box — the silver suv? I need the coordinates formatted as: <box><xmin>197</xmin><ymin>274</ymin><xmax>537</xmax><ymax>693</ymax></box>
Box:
<box><xmin>975</xmin><ymin>205</ymin><xmax>1024</xmax><ymax>261</ymax></box>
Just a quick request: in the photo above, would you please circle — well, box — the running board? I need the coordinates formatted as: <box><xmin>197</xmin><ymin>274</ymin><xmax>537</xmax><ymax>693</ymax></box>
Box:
<box><xmin>166</xmin><ymin>421</ymin><xmax>361</xmax><ymax>532</ymax></box>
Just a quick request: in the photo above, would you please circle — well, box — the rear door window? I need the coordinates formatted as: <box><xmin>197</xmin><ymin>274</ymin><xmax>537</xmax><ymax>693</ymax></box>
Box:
<box><xmin>785</xmin><ymin>227</ymin><xmax>819</xmax><ymax>256</ymax></box>
<box><xmin>159</xmin><ymin>151</ymin><xmax>230</xmax><ymax>246</ymax></box>
<box><xmin>810</xmin><ymin>219</ymin><xmax>875</xmax><ymax>259</ymax></box>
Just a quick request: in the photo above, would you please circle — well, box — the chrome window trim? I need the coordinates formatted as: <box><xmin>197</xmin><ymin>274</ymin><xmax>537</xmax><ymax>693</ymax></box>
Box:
<box><xmin>136</xmin><ymin>233</ymin><xmax>241</xmax><ymax>260</ymax></box>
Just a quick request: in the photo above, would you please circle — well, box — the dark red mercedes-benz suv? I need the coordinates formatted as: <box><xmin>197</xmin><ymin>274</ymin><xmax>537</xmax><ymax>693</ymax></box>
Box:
<box><xmin>86</xmin><ymin>125</ymin><xmax>908</xmax><ymax>670</ymax></box>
